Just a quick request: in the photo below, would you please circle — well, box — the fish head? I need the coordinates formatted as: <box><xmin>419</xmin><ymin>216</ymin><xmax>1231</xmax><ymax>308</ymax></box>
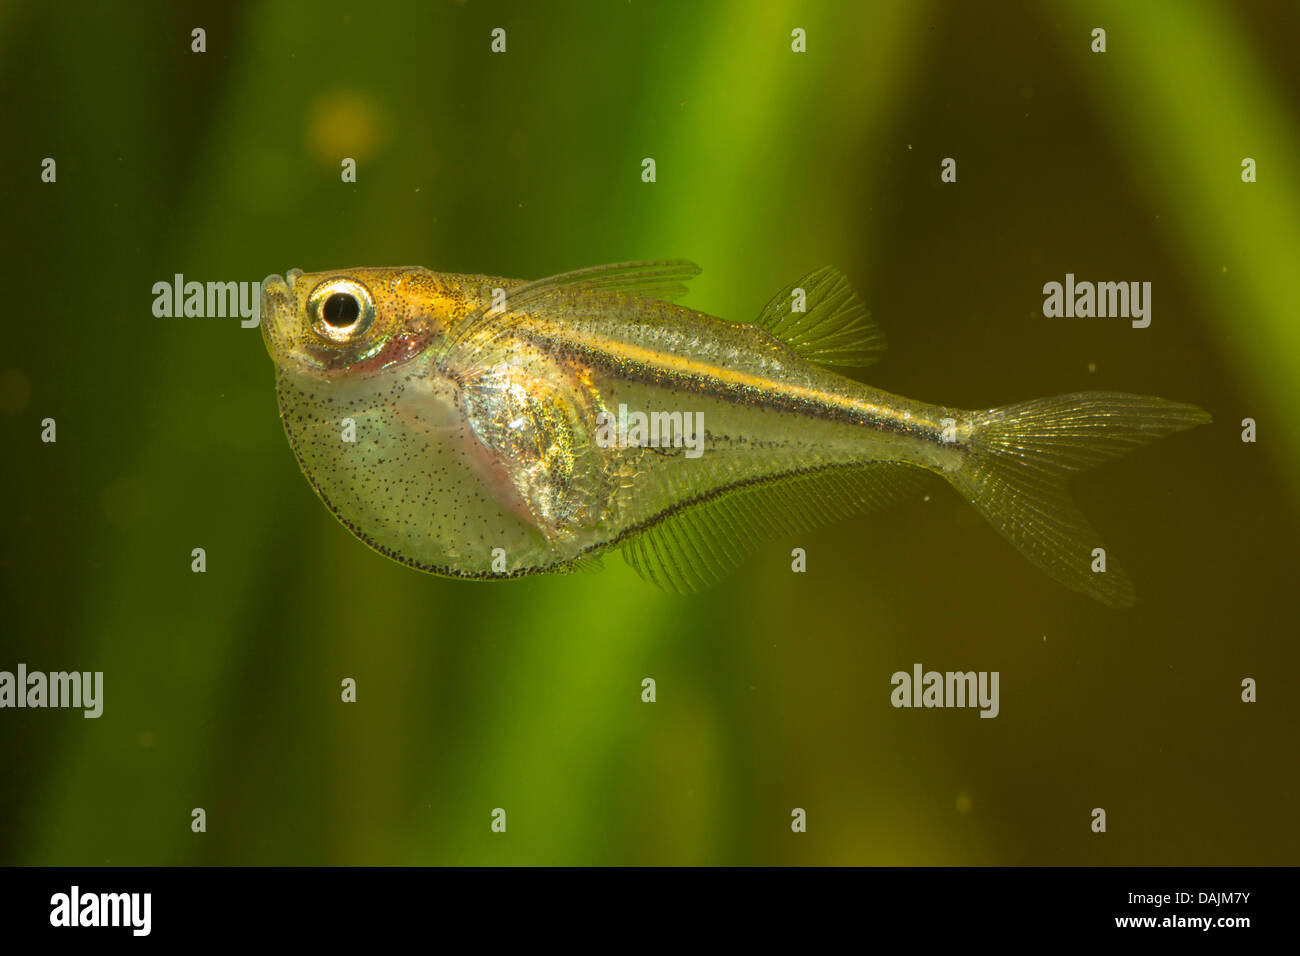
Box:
<box><xmin>262</xmin><ymin>265</ymin><xmax>567</xmax><ymax>578</ymax></box>
<box><xmin>261</xmin><ymin>266</ymin><xmax>459</xmax><ymax>378</ymax></box>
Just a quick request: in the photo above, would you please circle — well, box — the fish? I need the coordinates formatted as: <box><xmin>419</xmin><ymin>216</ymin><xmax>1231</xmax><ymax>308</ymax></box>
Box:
<box><xmin>260</xmin><ymin>260</ymin><xmax>1210</xmax><ymax>606</ymax></box>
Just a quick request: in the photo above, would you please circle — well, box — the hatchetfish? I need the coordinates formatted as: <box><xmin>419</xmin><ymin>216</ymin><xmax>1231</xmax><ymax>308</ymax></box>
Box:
<box><xmin>260</xmin><ymin>260</ymin><xmax>1209</xmax><ymax>606</ymax></box>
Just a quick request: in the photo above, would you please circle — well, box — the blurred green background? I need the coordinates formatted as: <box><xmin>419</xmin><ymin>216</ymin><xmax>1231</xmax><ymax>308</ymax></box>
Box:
<box><xmin>2</xmin><ymin>0</ymin><xmax>1297</xmax><ymax>865</ymax></box>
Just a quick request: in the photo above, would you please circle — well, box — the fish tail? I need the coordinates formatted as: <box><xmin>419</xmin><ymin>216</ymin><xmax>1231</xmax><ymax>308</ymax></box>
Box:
<box><xmin>945</xmin><ymin>392</ymin><xmax>1210</xmax><ymax>607</ymax></box>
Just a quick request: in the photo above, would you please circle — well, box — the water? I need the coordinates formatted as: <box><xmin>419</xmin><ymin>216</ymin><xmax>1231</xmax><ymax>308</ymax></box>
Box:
<box><xmin>1</xmin><ymin>0</ymin><xmax>1296</xmax><ymax>865</ymax></box>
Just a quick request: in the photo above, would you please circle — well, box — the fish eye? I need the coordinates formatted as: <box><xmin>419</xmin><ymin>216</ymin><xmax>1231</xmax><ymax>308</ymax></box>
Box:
<box><xmin>307</xmin><ymin>278</ymin><xmax>375</xmax><ymax>343</ymax></box>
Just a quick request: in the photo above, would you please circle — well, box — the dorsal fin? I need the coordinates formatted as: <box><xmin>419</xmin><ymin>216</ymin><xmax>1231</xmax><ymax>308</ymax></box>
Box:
<box><xmin>443</xmin><ymin>259</ymin><xmax>701</xmax><ymax>355</ymax></box>
<box><xmin>753</xmin><ymin>267</ymin><xmax>885</xmax><ymax>367</ymax></box>
<box><xmin>620</xmin><ymin>462</ymin><xmax>922</xmax><ymax>592</ymax></box>
<box><xmin>504</xmin><ymin>259</ymin><xmax>702</xmax><ymax>305</ymax></box>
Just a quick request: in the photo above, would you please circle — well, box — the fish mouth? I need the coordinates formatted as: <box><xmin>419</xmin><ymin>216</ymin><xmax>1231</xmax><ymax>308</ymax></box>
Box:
<box><xmin>261</xmin><ymin>269</ymin><xmax>303</xmax><ymax>315</ymax></box>
<box><xmin>262</xmin><ymin>269</ymin><xmax>340</xmax><ymax>375</ymax></box>
<box><xmin>260</xmin><ymin>272</ymin><xmax>297</xmax><ymax>360</ymax></box>
<box><xmin>260</xmin><ymin>274</ymin><xmax>289</xmax><ymax>320</ymax></box>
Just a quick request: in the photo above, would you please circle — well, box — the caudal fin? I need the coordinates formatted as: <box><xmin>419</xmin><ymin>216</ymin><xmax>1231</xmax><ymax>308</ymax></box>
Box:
<box><xmin>947</xmin><ymin>392</ymin><xmax>1210</xmax><ymax>607</ymax></box>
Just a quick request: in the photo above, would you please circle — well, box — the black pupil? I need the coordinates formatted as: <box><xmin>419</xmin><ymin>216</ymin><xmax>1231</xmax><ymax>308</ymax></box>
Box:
<box><xmin>322</xmin><ymin>292</ymin><xmax>361</xmax><ymax>328</ymax></box>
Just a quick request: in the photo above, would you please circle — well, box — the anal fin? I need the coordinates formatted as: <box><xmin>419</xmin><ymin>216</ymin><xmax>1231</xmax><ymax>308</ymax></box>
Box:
<box><xmin>621</xmin><ymin>462</ymin><xmax>920</xmax><ymax>592</ymax></box>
